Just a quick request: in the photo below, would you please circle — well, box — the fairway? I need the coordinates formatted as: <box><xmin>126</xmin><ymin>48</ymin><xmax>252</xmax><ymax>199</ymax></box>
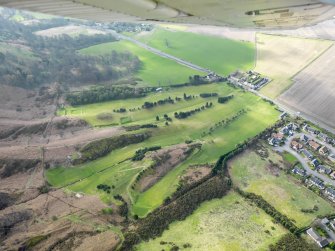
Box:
<box><xmin>80</xmin><ymin>40</ymin><xmax>201</xmax><ymax>86</ymax></box>
<box><xmin>255</xmin><ymin>33</ymin><xmax>332</xmax><ymax>99</ymax></box>
<box><xmin>53</xmin><ymin>83</ymin><xmax>280</xmax><ymax>216</ymax></box>
<box><xmin>137</xmin><ymin>28</ymin><xmax>255</xmax><ymax>75</ymax></box>
<box><xmin>230</xmin><ymin>150</ymin><xmax>335</xmax><ymax>227</ymax></box>
<box><xmin>135</xmin><ymin>192</ymin><xmax>287</xmax><ymax>251</ymax></box>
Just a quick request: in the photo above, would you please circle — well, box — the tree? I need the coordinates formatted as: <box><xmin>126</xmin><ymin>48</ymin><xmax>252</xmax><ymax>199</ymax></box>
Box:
<box><xmin>156</xmin><ymin>115</ymin><xmax>159</xmax><ymax>121</ymax></box>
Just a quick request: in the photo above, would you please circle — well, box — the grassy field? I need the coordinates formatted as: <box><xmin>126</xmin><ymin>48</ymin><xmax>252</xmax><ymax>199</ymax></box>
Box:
<box><xmin>135</xmin><ymin>192</ymin><xmax>287</xmax><ymax>251</ymax></box>
<box><xmin>0</xmin><ymin>42</ymin><xmax>36</xmax><ymax>60</ymax></box>
<box><xmin>282</xmin><ymin>151</ymin><xmax>299</xmax><ymax>165</ymax></box>
<box><xmin>35</xmin><ymin>25</ymin><xmax>106</xmax><ymax>38</ymax></box>
<box><xmin>53</xmin><ymin>83</ymin><xmax>280</xmax><ymax>216</ymax></box>
<box><xmin>230</xmin><ymin>149</ymin><xmax>335</xmax><ymax>227</ymax></box>
<box><xmin>255</xmin><ymin>33</ymin><xmax>333</xmax><ymax>99</ymax></box>
<box><xmin>137</xmin><ymin>28</ymin><xmax>255</xmax><ymax>75</ymax></box>
<box><xmin>80</xmin><ymin>40</ymin><xmax>201</xmax><ymax>86</ymax></box>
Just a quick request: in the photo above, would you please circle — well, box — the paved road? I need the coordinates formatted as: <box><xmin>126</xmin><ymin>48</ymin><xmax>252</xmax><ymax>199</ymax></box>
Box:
<box><xmin>108</xmin><ymin>30</ymin><xmax>212</xmax><ymax>74</ymax></box>
<box><xmin>274</xmin><ymin>134</ymin><xmax>335</xmax><ymax>186</ymax></box>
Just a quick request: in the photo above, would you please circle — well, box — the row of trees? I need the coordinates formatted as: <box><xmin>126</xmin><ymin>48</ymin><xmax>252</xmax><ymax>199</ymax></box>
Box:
<box><xmin>142</xmin><ymin>97</ymin><xmax>175</xmax><ymax>109</ymax></box>
<box><xmin>199</xmin><ymin>93</ymin><xmax>218</xmax><ymax>98</ymax></box>
<box><xmin>202</xmin><ymin>109</ymin><xmax>247</xmax><ymax>136</ymax></box>
<box><xmin>120</xmin><ymin>175</ymin><xmax>231</xmax><ymax>250</ymax></box>
<box><xmin>237</xmin><ymin>189</ymin><xmax>298</xmax><ymax>233</ymax></box>
<box><xmin>174</xmin><ymin>102</ymin><xmax>213</xmax><ymax>119</ymax></box>
<box><xmin>218</xmin><ymin>95</ymin><xmax>234</xmax><ymax>104</ymax></box>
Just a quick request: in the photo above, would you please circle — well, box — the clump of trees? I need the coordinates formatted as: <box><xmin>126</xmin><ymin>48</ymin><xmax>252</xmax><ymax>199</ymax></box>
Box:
<box><xmin>174</xmin><ymin>102</ymin><xmax>213</xmax><ymax>119</ymax></box>
<box><xmin>66</xmin><ymin>86</ymin><xmax>152</xmax><ymax>106</ymax></box>
<box><xmin>74</xmin><ymin>133</ymin><xmax>150</xmax><ymax>164</ymax></box>
<box><xmin>132</xmin><ymin>146</ymin><xmax>162</xmax><ymax>161</ymax></box>
<box><xmin>199</xmin><ymin>93</ymin><xmax>218</xmax><ymax>98</ymax></box>
<box><xmin>269</xmin><ymin>233</ymin><xmax>320</xmax><ymax>251</ymax></box>
<box><xmin>113</xmin><ymin>108</ymin><xmax>127</xmax><ymax>113</ymax></box>
<box><xmin>218</xmin><ymin>95</ymin><xmax>234</xmax><ymax>104</ymax></box>
<box><xmin>142</xmin><ymin>97</ymin><xmax>174</xmax><ymax>109</ymax></box>
<box><xmin>97</xmin><ymin>184</ymin><xmax>111</xmax><ymax>193</ymax></box>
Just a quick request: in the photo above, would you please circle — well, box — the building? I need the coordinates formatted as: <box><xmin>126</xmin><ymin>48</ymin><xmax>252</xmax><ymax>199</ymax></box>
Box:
<box><xmin>302</xmin><ymin>149</ymin><xmax>314</xmax><ymax>160</ymax></box>
<box><xmin>317</xmin><ymin>165</ymin><xmax>332</xmax><ymax>175</ymax></box>
<box><xmin>311</xmin><ymin>159</ymin><xmax>320</xmax><ymax>167</ymax></box>
<box><xmin>307</xmin><ymin>228</ymin><xmax>329</xmax><ymax>248</ymax></box>
<box><xmin>330</xmin><ymin>172</ymin><xmax>335</xmax><ymax>180</ymax></box>
<box><xmin>325</xmin><ymin>187</ymin><xmax>335</xmax><ymax>202</ymax></box>
<box><xmin>328</xmin><ymin>154</ymin><xmax>335</xmax><ymax>162</ymax></box>
<box><xmin>319</xmin><ymin>146</ymin><xmax>329</xmax><ymax>155</ymax></box>
<box><xmin>309</xmin><ymin>140</ymin><xmax>321</xmax><ymax>151</ymax></box>
<box><xmin>291</xmin><ymin>140</ymin><xmax>303</xmax><ymax>151</ymax></box>
<box><xmin>301</xmin><ymin>134</ymin><xmax>309</xmax><ymax>143</ymax></box>
<box><xmin>304</xmin><ymin>125</ymin><xmax>318</xmax><ymax>134</ymax></box>
<box><xmin>330</xmin><ymin>219</ymin><xmax>335</xmax><ymax>230</ymax></box>
<box><xmin>292</xmin><ymin>167</ymin><xmax>306</xmax><ymax>177</ymax></box>
<box><xmin>310</xmin><ymin>176</ymin><xmax>325</xmax><ymax>190</ymax></box>
<box><xmin>318</xmin><ymin>133</ymin><xmax>328</xmax><ymax>142</ymax></box>
<box><xmin>272</xmin><ymin>132</ymin><xmax>284</xmax><ymax>141</ymax></box>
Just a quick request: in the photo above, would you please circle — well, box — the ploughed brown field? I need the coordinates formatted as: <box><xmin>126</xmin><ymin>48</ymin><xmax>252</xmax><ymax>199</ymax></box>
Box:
<box><xmin>278</xmin><ymin>44</ymin><xmax>335</xmax><ymax>129</ymax></box>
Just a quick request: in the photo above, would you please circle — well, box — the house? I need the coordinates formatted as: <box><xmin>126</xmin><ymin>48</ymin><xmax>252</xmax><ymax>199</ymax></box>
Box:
<box><xmin>309</xmin><ymin>140</ymin><xmax>321</xmax><ymax>151</ymax></box>
<box><xmin>328</xmin><ymin>154</ymin><xmax>335</xmax><ymax>162</ymax></box>
<box><xmin>307</xmin><ymin>228</ymin><xmax>329</xmax><ymax>248</ymax></box>
<box><xmin>300</xmin><ymin>134</ymin><xmax>309</xmax><ymax>143</ymax></box>
<box><xmin>310</xmin><ymin>176</ymin><xmax>325</xmax><ymax>189</ymax></box>
<box><xmin>321</xmin><ymin>218</ymin><xmax>329</xmax><ymax>225</ymax></box>
<box><xmin>302</xmin><ymin>149</ymin><xmax>314</xmax><ymax>160</ymax></box>
<box><xmin>330</xmin><ymin>172</ymin><xmax>335</xmax><ymax>180</ymax></box>
<box><xmin>287</xmin><ymin>123</ymin><xmax>299</xmax><ymax>131</ymax></box>
<box><xmin>292</xmin><ymin>167</ymin><xmax>306</xmax><ymax>177</ymax></box>
<box><xmin>291</xmin><ymin>140</ymin><xmax>303</xmax><ymax>151</ymax></box>
<box><xmin>272</xmin><ymin>132</ymin><xmax>284</xmax><ymax>141</ymax></box>
<box><xmin>311</xmin><ymin>159</ymin><xmax>320</xmax><ymax>167</ymax></box>
<box><xmin>317</xmin><ymin>165</ymin><xmax>332</xmax><ymax>175</ymax></box>
<box><xmin>325</xmin><ymin>187</ymin><xmax>335</xmax><ymax>202</ymax></box>
<box><xmin>318</xmin><ymin>133</ymin><xmax>328</xmax><ymax>142</ymax></box>
<box><xmin>268</xmin><ymin>133</ymin><xmax>285</xmax><ymax>146</ymax></box>
<box><xmin>304</xmin><ymin>125</ymin><xmax>316</xmax><ymax>134</ymax></box>
<box><xmin>319</xmin><ymin>146</ymin><xmax>329</xmax><ymax>155</ymax></box>
<box><xmin>268</xmin><ymin>137</ymin><xmax>278</xmax><ymax>146</ymax></box>
<box><xmin>330</xmin><ymin>219</ymin><xmax>335</xmax><ymax>230</ymax></box>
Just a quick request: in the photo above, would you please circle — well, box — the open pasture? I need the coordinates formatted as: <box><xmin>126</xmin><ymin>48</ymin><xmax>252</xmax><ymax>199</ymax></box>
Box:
<box><xmin>135</xmin><ymin>192</ymin><xmax>287</xmax><ymax>251</ymax></box>
<box><xmin>230</xmin><ymin>150</ymin><xmax>334</xmax><ymax>227</ymax></box>
<box><xmin>137</xmin><ymin>28</ymin><xmax>255</xmax><ymax>75</ymax></box>
<box><xmin>80</xmin><ymin>40</ymin><xmax>201</xmax><ymax>86</ymax></box>
<box><xmin>255</xmin><ymin>33</ymin><xmax>332</xmax><ymax>99</ymax></box>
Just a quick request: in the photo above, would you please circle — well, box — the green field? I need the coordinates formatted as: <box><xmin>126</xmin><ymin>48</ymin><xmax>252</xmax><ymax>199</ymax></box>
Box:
<box><xmin>80</xmin><ymin>40</ymin><xmax>201</xmax><ymax>86</ymax></box>
<box><xmin>137</xmin><ymin>28</ymin><xmax>255</xmax><ymax>75</ymax></box>
<box><xmin>230</xmin><ymin>150</ymin><xmax>335</xmax><ymax>227</ymax></box>
<box><xmin>51</xmin><ymin>83</ymin><xmax>280</xmax><ymax>216</ymax></box>
<box><xmin>135</xmin><ymin>192</ymin><xmax>287</xmax><ymax>251</ymax></box>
